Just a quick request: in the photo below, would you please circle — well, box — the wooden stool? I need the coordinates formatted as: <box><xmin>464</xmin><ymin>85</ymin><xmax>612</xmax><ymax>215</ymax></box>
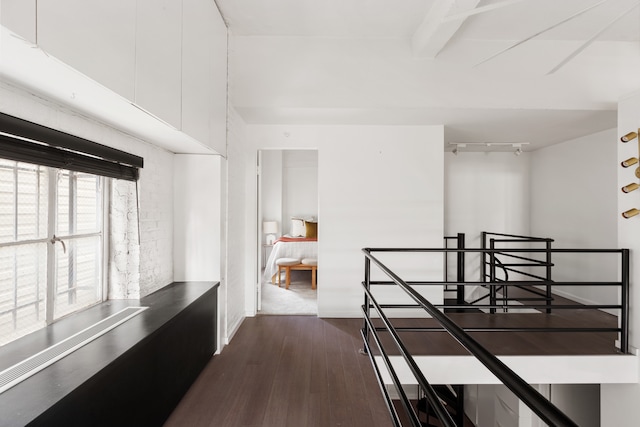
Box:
<box><xmin>274</xmin><ymin>258</ymin><xmax>300</xmax><ymax>288</ymax></box>
<box><xmin>301</xmin><ymin>258</ymin><xmax>317</xmax><ymax>290</ymax></box>
<box><xmin>285</xmin><ymin>259</ymin><xmax>318</xmax><ymax>289</ymax></box>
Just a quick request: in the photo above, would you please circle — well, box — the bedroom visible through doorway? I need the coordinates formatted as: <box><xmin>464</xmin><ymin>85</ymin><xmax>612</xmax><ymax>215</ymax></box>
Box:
<box><xmin>258</xmin><ymin>149</ymin><xmax>318</xmax><ymax>315</ymax></box>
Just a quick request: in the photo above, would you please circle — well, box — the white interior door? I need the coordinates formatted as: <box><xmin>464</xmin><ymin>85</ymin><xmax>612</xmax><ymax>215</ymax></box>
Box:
<box><xmin>256</xmin><ymin>150</ymin><xmax>263</xmax><ymax>312</ymax></box>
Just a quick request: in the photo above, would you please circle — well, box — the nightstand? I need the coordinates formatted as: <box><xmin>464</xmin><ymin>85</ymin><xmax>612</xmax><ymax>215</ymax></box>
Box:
<box><xmin>262</xmin><ymin>244</ymin><xmax>274</xmax><ymax>265</ymax></box>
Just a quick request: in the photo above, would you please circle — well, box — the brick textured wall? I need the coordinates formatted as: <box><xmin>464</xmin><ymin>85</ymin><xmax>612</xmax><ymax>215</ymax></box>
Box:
<box><xmin>108</xmin><ymin>142</ymin><xmax>173</xmax><ymax>298</ymax></box>
<box><xmin>136</xmin><ymin>150</ymin><xmax>174</xmax><ymax>297</ymax></box>
<box><xmin>109</xmin><ymin>179</ymin><xmax>141</xmax><ymax>299</ymax></box>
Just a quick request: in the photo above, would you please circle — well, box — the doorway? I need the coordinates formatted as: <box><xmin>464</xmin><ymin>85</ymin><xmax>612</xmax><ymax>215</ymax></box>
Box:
<box><xmin>257</xmin><ymin>149</ymin><xmax>318</xmax><ymax>315</ymax></box>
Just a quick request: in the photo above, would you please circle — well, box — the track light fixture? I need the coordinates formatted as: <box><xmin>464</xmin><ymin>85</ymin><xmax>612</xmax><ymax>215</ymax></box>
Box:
<box><xmin>622</xmin><ymin>208</ymin><xmax>640</xmax><ymax>219</ymax></box>
<box><xmin>621</xmin><ymin>157</ymin><xmax>638</xmax><ymax>168</ymax></box>
<box><xmin>448</xmin><ymin>142</ymin><xmax>528</xmax><ymax>154</ymax></box>
<box><xmin>622</xmin><ymin>183</ymin><xmax>639</xmax><ymax>193</ymax></box>
<box><xmin>450</xmin><ymin>143</ymin><xmax>465</xmax><ymax>155</ymax></box>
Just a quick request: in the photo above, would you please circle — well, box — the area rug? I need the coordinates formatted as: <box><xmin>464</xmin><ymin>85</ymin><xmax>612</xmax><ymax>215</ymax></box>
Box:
<box><xmin>260</xmin><ymin>270</ymin><xmax>317</xmax><ymax>315</ymax></box>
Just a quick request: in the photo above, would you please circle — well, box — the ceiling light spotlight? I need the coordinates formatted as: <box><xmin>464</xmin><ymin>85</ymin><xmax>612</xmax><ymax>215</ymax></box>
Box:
<box><xmin>621</xmin><ymin>132</ymin><xmax>638</xmax><ymax>143</ymax></box>
<box><xmin>622</xmin><ymin>208</ymin><xmax>640</xmax><ymax>219</ymax></box>
<box><xmin>621</xmin><ymin>157</ymin><xmax>639</xmax><ymax>168</ymax></box>
<box><xmin>449</xmin><ymin>143</ymin><xmax>466</xmax><ymax>155</ymax></box>
<box><xmin>512</xmin><ymin>143</ymin><xmax>523</xmax><ymax>156</ymax></box>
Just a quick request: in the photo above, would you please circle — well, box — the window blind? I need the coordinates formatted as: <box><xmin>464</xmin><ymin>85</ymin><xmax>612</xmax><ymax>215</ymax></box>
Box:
<box><xmin>0</xmin><ymin>113</ymin><xmax>143</xmax><ymax>181</ymax></box>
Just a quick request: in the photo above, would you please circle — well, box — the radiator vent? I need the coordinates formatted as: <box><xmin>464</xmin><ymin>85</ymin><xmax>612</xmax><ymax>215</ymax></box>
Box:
<box><xmin>0</xmin><ymin>306</ymin><xmax>147</xmax><ymax>394</ymax></box>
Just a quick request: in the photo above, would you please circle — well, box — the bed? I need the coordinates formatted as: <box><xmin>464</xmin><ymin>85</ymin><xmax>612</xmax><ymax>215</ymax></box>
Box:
<box><xmin>263</xmin><ymin>236</ymin><xmax>318</xmax><ymax>283</ymax></box>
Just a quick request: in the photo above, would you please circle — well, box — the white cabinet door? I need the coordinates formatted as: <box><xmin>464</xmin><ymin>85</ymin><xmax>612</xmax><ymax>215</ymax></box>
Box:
<box><xmin>182</xmin><ymin>0</ymin><xmax>227</xmax><ymax>155</ymax></box>
<box><xmin>1</xmin><ymin>0</ymin><xmax>37</xmax><ymax>42</ymax></box>
<box><xmin>135</xmin><ymin>0</ymin><xmax>182</xmax><ymax>128</ymax></box>
<box><xmin>37</xmin><ymin>0</ymin><xmax>136</xmax><ymax>100</ymax></box>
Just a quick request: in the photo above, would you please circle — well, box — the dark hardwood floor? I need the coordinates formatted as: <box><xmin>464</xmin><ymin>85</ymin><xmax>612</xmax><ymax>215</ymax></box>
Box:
<box><xmin>165</xmin><ymin>316</ymin><xmax>393</xmax><ymax>427</ymax></box>
<box><xmin>165</xmin><ymin>288</ymin><xmax>622</xmax><ymax>427</ymax></box>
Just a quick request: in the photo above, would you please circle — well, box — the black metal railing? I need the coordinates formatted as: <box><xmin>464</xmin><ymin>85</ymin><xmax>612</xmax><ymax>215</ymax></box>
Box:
<box><xmin>480</xmin><ymin>232</ymin><xmax>554</xmax><ymax>314</ymax></box>
<box><xmin>443</xmin><ymin>233</ymin><xmax>465</xmax><ymax>305</ymax></box>
<box><xmin>361</xmin><ymin>243</ymin><xmax>629</xmax><ymax>427</ymax></box>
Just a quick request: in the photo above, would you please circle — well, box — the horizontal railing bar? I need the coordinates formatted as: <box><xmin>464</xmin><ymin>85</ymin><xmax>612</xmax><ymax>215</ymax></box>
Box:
<box><xmin>373</xmin><ymin>304</ymin><xmax>621</xmax><ymax>310</ymax></box>
<box><xmin>498</xmin><ymin>267</ymin><xmax>548</xmax><ymax>281</ymax></box>
<box><xmin>484</xmin><ymin>232</ymin><xmax>554</xmax><ymax>241</ymax></box>
<box><xmin>377</xmin><ymin>327</ymin><xmax>622</xmax><ymax>333</ymax></box>
<box><xmin>364</xmin><ymin>249</ymin><xmax>579</xmax><ymax>427</ymax></box>
<box><xmin>490</xmin><ymin>238</ymin><xmax>554</xmax><ymax>243</ymax></box>
<box><xmin>491</xmin><ymin>288</ymin><xmax>550</xmax><ymax>298</ymax></box>
<box><xmin>492</xmin><ymin>262</ymin><xmax>554</xmax><ymax>267</ymax></box>
<box><xmin>508</xmin><ymin>287</ymin><xmax>549</xmax><ymax>298</ymax></box>
<box><xmin>366</xmin><ymin>247</ymin><xmax>623</xmax><ymax>254</ymax></box>
<box><xmin>490</xmin><ymin>252</ymin><xmax>551</xmax><ymax>263</ymax></box>
<box><xmin>484</xmin><ymin>252</ymin><xmax>554</xmax><ymax>267</ymax></box>
<box><xmin>499</xmin><ymin>266</ymin><xmax>545</xmax><ymax>279</ymax></box>
<box><xmin>367</xmin><ymin>280</ymin><xmax>622</xmax><ymax>287</ymax></box>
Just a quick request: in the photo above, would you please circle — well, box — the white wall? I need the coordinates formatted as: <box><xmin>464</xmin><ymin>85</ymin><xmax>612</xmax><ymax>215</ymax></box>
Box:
<box><xmin>173</xmin><ymin>155</ymin><xmax>223</xmax><ymax>281</ymax></box>
<box><xmin>260</xmin><ymin>150</ymin><xmax>283</xmax><ymax>241</ymax></box>
<box><xmin>260</xmin><ymin>149</ymin><xmax>318</xmax><ymax>239</ymax></box>
<box><xmin>282</xmin><ymin>150</ymin><xmax>318</xmax><ymax>228</ymax></box>
<box><xmin>601</xmin><ymin>89</ymin><xmax>640</xmax><ymax>427</ymax></box>
<box><xmin>445</xmin><ymin>152</ymin><xmax>531</xmax><ymax>282</ymax></box>
<box><xmin>225</xmin><ymin>108</ymin><xmax>249</xmax><ymax>342</ymax></box>
<box><xmin>244</xmin><ymin>125</ymin><xmax>444</xmax><ymax>317</ymax></box>
<box><xmin>617</xmin><ymin>91</ymin><xmax>640</xmax><ymax>351</ymax></box>
<box><xmin>173</xmin><ymin>153</ymin><xmax>228</xmax><ymax>351</ymax></box>
<box><xmin>530</xmin><ymin>129</ymin><xmax>619</xmax><ymax>306</ymax></box>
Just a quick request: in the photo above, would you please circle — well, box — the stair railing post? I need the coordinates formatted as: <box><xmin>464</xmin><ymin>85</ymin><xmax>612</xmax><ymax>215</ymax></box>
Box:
<box><xmin>545</xmin><ymin>240</ymin><xmax>553</xmax><ymax>314</ymax></box>
<box><xmin>481</xmin><ymin>232</ymin><xmax>487</xmax><ymax>284</ymax></box>
<box><xmin>622</xmin><ymin>249</ymin><xmax>630</xmax><ymax>354</ymax></box>
<box><xmin>456</xmin><ymin>233</ymin><xmax>465</xmax><ymax>305</ymax></box>
<box><xmin>490</xmin><ymin>239</ymin><xmax>497</xmax><ymax>314</ymax></box>
<box><xmin>362</xmin><ymin>251</ymin><xmax>371</xmax><ymax>354</ymax></box>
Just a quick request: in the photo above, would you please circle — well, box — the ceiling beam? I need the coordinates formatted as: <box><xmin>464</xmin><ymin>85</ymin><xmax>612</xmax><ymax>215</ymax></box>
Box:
<box><xmin>442</xmin><ymin>0</ymin><xmax>528</xmax><ymax>22</ymax></box>
<box><xmin>411</xmin><ymin>0</ymin><xmax>481</xmax><ymax>58</ymax></box>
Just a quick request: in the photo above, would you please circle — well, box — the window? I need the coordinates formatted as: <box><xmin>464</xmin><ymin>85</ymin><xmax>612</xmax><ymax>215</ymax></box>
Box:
<box><xmin>0</xmin><ymin>112</ymin><xmax>142</xmax><ymax>347</ymax></box>
<box><xmin>0</xmin><ymin>159</ymin><xmax>104</xmax><ymax>346</ymax></box>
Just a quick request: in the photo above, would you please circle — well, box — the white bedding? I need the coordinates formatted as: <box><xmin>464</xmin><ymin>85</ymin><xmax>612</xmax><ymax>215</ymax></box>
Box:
<box><xmin>263</xmin><ymin>239</ymin><xmax>318</xmax><ymax>282</ymax></box>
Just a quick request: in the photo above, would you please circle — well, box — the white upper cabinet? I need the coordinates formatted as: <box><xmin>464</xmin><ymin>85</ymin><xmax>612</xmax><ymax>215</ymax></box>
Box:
<box><xmin>1</xmin><ymin>0</ymin><xmax>37</xmax><ymax>43</ymax></box>
<box><xmin>37</xmin><ymin>0</ymin><xmax>137</xmax><ymax>100</ymax></box>
<box><xmin>182</xmin><ymin>0</ymin><xmax>228</xmax><ymax>156</ymax></box>
<box><xmin>4</xmin><ymin>0</ymin><xmax>227</xmax><ymax>154</ymax></box>
<box><xmin>135</xmin><ymin>0</ymin><xmax>182</xmax><ymax>129</ymax></box>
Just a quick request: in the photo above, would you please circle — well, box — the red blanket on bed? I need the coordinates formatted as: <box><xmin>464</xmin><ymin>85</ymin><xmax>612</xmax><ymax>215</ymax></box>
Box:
<box><xmin>274</xmin><ymin>236</ymin><xmax>317</xmax><ymax>243</ymax></box>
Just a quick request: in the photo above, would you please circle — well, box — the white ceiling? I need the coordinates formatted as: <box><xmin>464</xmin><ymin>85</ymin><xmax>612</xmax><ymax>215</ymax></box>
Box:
<box><xmin>217</xmin><ymin>0</ymin><xmax>640</xmax><ymax>150</ymax></box>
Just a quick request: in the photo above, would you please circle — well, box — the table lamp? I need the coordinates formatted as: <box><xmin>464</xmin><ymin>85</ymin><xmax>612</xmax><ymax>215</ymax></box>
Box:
<box><xmin>263</xmin><ymin>221</ymin><xmax>278</xmax><ymax>245</ymax></box>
